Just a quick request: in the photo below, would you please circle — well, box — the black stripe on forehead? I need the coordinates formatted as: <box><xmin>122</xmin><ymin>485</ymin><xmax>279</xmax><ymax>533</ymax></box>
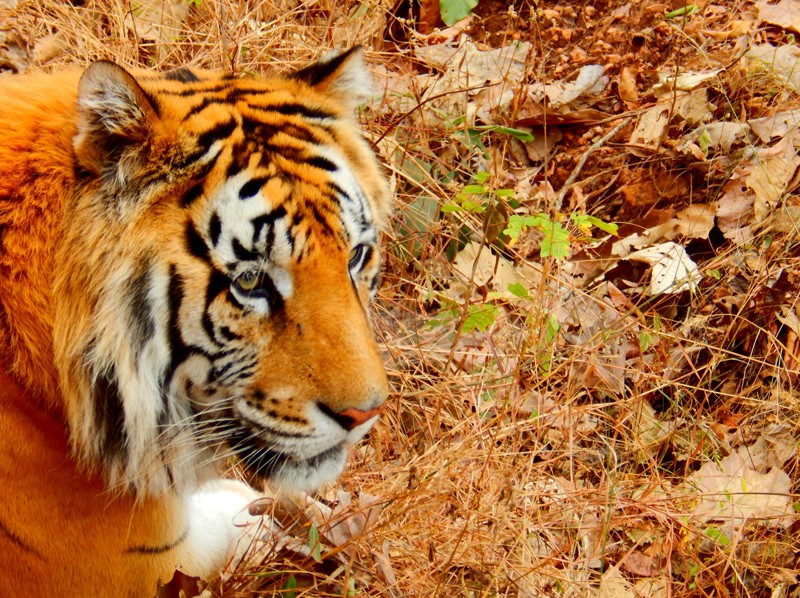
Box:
<box><xmin>240</xmin><ymin>117</ymin><xmax>329</xmax><ymax>146</ymax></box>
<box><xmin>306</xmin><ymin>155</ymin><xmax>338</xmax><ymax>172</ymax></box>
<box><xmin>186</xmin><ymin>221</ymin><xmax>210</xmax><ymax>263</ymax></box>
<box><xmin>307</xmin><ymin>202</ymin><xmax>338</xmax><ymax>239</ymax></box>
<box><xmin>208</xmin><ymin>213</ymin><xmax>222</xmax><ymax>246</ymax></box>
<box><xmin>231</xmin><ymin>237</ymin><xmax>259</xmax><ymax>262</ymax></box>
<box><xmin>165</xmin><ymin>67</ymin><xmax>200</xmax><ymax>83</ymax></box>
<box><xmin>239</xmin><ymin>178</ymin><xmax>266</xmax><ymax>200</ymax></box>
<box><xmin>195</xmin><ymin>118</ymin><xmax>238</xmax><ymax>150</ymax></box>
<box><xmin>181</xmin><ymin>183</ymin><xmax>204</xmax><ymax>207</ymax></box>
<box><xmin>254</xmin><ymin>102</ymin><xmax>335</xmax><ymax>121</ymax></box>
<box><xmin>251</xmin><ymin>204</ymin><xmax>288</xmax><ymax>246</ymax></box>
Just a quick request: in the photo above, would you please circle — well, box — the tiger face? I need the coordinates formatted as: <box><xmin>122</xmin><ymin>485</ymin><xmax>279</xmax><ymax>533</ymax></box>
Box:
<box><xmin>53</xmin><ymin>49</ymin><xmax>391</xmax><ymax>496</ymax></box>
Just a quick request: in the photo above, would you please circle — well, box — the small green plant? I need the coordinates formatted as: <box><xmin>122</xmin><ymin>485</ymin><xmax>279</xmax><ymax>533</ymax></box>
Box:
<box><xmin>704</xmin><ymin>526</ymin><xmax>731</xmax><ymax>546</ymax></box>
<box><xmin>462</xmin><ymin>303</ymin><xmax>500</xmax><ymax>333</ymax></box>
<box><xmin>308</xmin><ymin>523</ymin><xmax>322</xmax><ymax>563</ymax></box>
<box><xmin>440</xmin><ymin>0</ymin><xmax>479</xmax><ymax>26</ymax></box>
<box><xmin>504</xmin><ymin>214</ymin><xmax>571</xmax><ymax>258</ymax></box>
<box><xmin>441</xmin><ymin>171</ymin><xmax>515</xmax><ymax>215</ymax></box>
<box><xmin>281</xmin><ymin>575</ymin><xmax>297</xmax><ymax>597</ymax></box>
<box><xmin>538</xmin><ymin>313</ymin><xmax>560</xmax><ymax>374</ymax></box>
<box><xmin>666</xmin><ymin>4</ymin><xmax>698</xmax><ymax>19</ymax></box>
<box><xmin>504</xmin><ymin>212</ymin><xmax>618</xmax><ymax>260</ymax></box>
<box><xmin>639</xmin><ymin>330</ymin><xmax>653</xmax><ymax>352</ymax></box>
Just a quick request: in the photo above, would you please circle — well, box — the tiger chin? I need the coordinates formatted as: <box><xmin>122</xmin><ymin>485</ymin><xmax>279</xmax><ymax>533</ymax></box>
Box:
<box><xmin>0</xmin><ymin>47</ymin><xmax>390</xmax><ymax>597</ymax></box>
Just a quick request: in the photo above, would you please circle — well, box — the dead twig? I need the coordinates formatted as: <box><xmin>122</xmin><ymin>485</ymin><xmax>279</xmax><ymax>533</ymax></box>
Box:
<box><xmin>554</xmin><ymin>117</ymin><xmax>632</xmax><ymax>211</ymax></box>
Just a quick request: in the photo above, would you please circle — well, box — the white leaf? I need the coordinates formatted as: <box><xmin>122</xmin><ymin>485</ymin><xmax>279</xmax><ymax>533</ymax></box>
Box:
<box><xmin>626</xmin><ymin>242</ymin><xmax>701</xmax><ymax>295</ymax></box>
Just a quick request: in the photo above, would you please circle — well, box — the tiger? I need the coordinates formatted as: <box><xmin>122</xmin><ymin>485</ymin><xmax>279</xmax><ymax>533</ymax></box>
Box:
<box><xmin>0</xmin><ymin>47</ymin><xmax>390</xmax><ymax>597</ymax></box>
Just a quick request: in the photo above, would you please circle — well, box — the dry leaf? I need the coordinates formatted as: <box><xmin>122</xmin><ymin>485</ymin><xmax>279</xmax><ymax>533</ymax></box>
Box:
<box><xmin>522</xmin><ymin>126</ymin><xmax>563</xmax><ymax>161</ymax></box>
<box><xmin>676</xmin><ymin>204</ymin><xmax>716</xmax><ymax>239</ymax></box>
<box><xmin>746</xmin><ymin>134</ymin><xmax>800</xmax><ymax>221</ymax></box>
<box><xmin>514</xmin><ymin>107</ymin><xmax>610</xmax><ymax>127</ymax></box>
<box><xmin>749</xmin><ymin>110</ymin><xmax>800</xmax><ymax>143</ymax></box>
<box><xmin>771</xmin><ymin>205</ymin><xmax>800</xmax><ymax>232</ymax></box>
<box><xmin>633</xmin><ymin>577</ymin><xmax>670</xmax><ymax>598</ymax></box>
<box><xmin>597</xmin><ymin>566</ymin><xmax>636</xmax><ymax>598</ymax></box>
<box><xmin>449</xmin><ymin>241</ymin><xmax>530</xmax><ymax>300</ymax></box>
<box><xmin>32</xmin><ymin>31</ymin><xmax>67</xmax><ymax>64</ymax></box>
<box><xmin>757</xmin><ymin>0</ymin><xmax>800</xmax><ymax>33</ymax></box>
<box><xmin>693</xmin><ymin>121</ymin><xmax>751</xmax><ymax>153</ymax></box>
<box><xmin>124</xmin><ymin>0</ymin><xmax>190</xmax><ymax>62</ymax></box>
<box><xmin>619</xmin><ymin>551</ymin><xmax>659</xmax><ymax>577</ymax></box>
<box><xmin>415</xmin><ymin>39</ymin><xmax>531</xmax><ymax>85</ymax></box>
<box><xmin>736</xmin><ymin>425</ymin><xmax>800</xmax><ymax>472</ymax></box>
<box><xmin>618</xmin><ymin>65</ymin><xmax>639</xmax><ymax>105</ymax></box>
<box><xmin>550</xmin><ymin>64</ymin><xmax>607</xmax><ymax>106</ymax></box>
<box><xmin>716</xmin><ymin>176</ymin><xmax>754</xmax><ymax>242</ymax></box>
<box><xmin>748</xmin><ymin>43</ymin><xmax>800</xmax><ymax>92</ymax></box>
<box><xmin>630</xmin><ymin>105</ymin><xmax>670</xmax><ymax>144</ymax></box>
<box><xmin>673</xmin><ymin>88</ymin><xmax>714</xmax><ymax>125</ymax></box>
<box><xmin>688</xmin><ymin>452</ymin><xmax>794</xmax><ymax>525</ymax></box>
<box><xmin>156</xmin><ymin>570</ymin><xmax>205</xmax><ymax>598</ymax></box>
<box><xmin>652</xmin><ymin>70</ymin><xmax>720</xmax><ymax>95</ymax></box>
<box><xmin>628</xmin><ymin>398</ymin><xmax>674</xmax><ymax>461</ymax></box>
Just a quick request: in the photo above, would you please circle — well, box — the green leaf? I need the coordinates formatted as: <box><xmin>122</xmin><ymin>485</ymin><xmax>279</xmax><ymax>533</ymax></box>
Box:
<box><xmin>666</xmin><ymin>4</ymin><xmax>698</xmax><ymax>18</ymax></box>
<box><xmin>539</xmin><ymin>220</ymin><xmax>570</xmax><ymax>259</ymax></box>
<box><xmin>698</xmin><ymin>129</ymin><xmax>711</xmax><ymax>156</ymax></box>
<box><xmin>639</xmin><ymin>331</ymin><xmax>653</xmax><ymax>353</ymax></box>
<box><xmin>474</xmin><ymin>171</ymin><xmax>490</xmax><ymax>184</ymax></box>
<box><xmin>545</xmin><ymin>313</ymin><xmax>559</xmax><ymax>345</ymax></box>
<box><xmin>427</xmin><ymin>308</ymin><xmax>459</xmax><ymax>329</ymax></box>
<box><xmin>503</xmin><ymin>214</ymin><xmax>547</xmax><ymax>240</ymax></box>
<box><xmin>462</xmin><ymin>199</ymin><xmax>485</xmax><ymax>213</ymax></box>
<box><xmin>440</xmin><ymin>0</ymin><xmax>479</xmax><ymax>26</ymax></box>
<box><xmin>462</xmin><ymin>304</ymin><xmax>499</xmax><ymax>333</ymax></box>
<box><xmin>571</xmin><ymin>213</ymin><xmax>618</xmax><ymax>235</ymax></box>
<box><xmin>281</xmin><ymin>575</ymin><xmax>297</xmax><ymax>597</ymax></box>
<box><xmin>308</xmin><ymin>524</ymin><xmax>322</xmax><ymax>563</ymax></box>
<box><xmin>488</xmin><ymin>125</ymin><xmax>534</xmax><ymax>142</ymax></box>
<box><xmin>441</xmin><ymin>203</ymin><xmax>463</xmax><ymax>213</ymax></box>
<box><xmin>507</xmin><ymin>282</ymin><xmax>529</xmax><ymax>298</ymax></box>
<box><xmin>704</xmin><ymin>526</ymin><xmax>731</xmax><ymax>546</ymax></box>
<box><xmin>462</xmin><ymin>184</ymin><xmax>487</xmax><ymax>195</ymax></box>
<box><xmin>472</xmin><ymin>124</ymin><xmax>534</xmax><ymax>142</ymax></box>
<box><xmin>494</xmin><ymin>188</ymin><xmax>515</xmax><ymax>198</ymax></box>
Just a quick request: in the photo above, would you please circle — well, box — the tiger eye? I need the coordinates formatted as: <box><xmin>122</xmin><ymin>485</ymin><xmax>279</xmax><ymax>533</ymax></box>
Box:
<box><xmin>236</xmin><ymin>271</ymin><xmax>260</xmax><ymax>291</ymax></box>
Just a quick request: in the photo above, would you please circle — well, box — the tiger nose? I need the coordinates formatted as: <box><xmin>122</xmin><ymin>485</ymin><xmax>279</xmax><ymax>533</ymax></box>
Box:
<box><xmin>319</xmin><ymin>402</ymin><xmax>383</xmax><ymax>431</ymax></box>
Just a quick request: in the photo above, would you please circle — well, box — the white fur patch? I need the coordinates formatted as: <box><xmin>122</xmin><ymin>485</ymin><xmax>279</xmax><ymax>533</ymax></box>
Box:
<box><xmin>173</xmin><ymin>479</ymin><xmax>264</xmax><ymax>575</ymax></box>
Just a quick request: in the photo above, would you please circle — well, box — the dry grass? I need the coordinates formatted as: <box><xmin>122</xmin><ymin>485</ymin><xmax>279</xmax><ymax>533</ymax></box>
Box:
<box><xmin>2</xmin><ymin>0</ymin><xmax>799</xmax><ymax>596</ymax></box>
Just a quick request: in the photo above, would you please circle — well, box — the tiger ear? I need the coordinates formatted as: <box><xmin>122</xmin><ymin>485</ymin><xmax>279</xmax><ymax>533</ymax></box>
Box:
<box><xmin>74</xmin><ymin>61</ymin><xmax>159</xmax><ymax>176</ymax></box>
<box><xmin>290</xmin><ymin>46</ymin><xmax>372</xmax><ymax>108</ymax></box>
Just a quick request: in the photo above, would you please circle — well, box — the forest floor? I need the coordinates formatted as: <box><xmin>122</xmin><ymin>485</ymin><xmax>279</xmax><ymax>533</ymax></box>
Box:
<box><xmin>1</xmin><ymin>0</ymin><xmax>799</xmax><ymax>596</ymax></box>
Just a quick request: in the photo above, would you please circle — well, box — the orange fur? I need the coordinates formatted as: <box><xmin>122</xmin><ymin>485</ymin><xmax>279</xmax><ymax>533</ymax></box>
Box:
<box><xmin>0</xmin><ymin>50</ymin><xmax>390</xmax><ymax>597</ymax></box>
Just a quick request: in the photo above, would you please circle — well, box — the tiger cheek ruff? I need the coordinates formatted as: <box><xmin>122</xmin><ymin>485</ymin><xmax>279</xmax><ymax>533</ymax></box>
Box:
<box><xmin>0</xmin><ymin>47</ymin><xmax>390</xmax><ymax>596</ymax></box>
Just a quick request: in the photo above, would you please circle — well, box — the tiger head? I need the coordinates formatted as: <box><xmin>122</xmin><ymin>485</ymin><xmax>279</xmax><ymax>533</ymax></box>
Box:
<box><xmin>53</xmin><ymin>49</ymin><xmax>391</xmax><ymax>496</ymax></box>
